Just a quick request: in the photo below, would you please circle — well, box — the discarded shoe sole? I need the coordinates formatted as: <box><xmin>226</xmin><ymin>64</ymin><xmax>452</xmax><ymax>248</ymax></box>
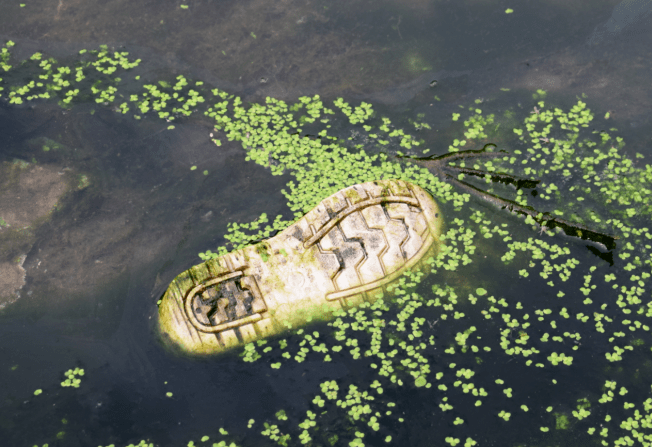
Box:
<box><xmin>157</xmin><ymin>179</ymin><xmax>443</xmax><ymax>355</ymax></box>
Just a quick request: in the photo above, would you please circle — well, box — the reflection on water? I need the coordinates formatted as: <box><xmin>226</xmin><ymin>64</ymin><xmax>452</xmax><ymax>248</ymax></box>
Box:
<box><xmin>0</xmin><ymin>0</ymin><xmax>650</xmax><ymax>446</ymax></box>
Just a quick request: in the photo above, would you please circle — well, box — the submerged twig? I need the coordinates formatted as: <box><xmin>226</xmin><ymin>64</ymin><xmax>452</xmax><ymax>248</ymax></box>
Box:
<box><xmin>396</xmin><ymin>146</ymin><xmax>618</xmax><ymax>251</ymax></box>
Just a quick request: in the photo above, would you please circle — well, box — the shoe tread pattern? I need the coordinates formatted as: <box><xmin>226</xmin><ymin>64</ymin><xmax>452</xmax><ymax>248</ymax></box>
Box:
<box><xmin>301</xmin><ymin>180</ymin><xmax>431</xmax><ymax>295</ymax></box>
<box><xmin>181</xmin><ymin>266</ymin><xmax>268</xmax><ymax>338</ymax></box>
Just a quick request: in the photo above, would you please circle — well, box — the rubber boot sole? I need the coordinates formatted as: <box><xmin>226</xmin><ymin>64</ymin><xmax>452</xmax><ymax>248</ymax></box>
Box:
<box><xmin>157</xmin><ymin>179</ymin><xmax>443</xmax><ymax>355</ymax></box>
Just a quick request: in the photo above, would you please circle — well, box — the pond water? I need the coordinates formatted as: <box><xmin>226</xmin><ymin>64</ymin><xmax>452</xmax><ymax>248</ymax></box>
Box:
<box><xmin>0</xmin><ymin>1</ymin><xmax>650</xmax><ymax>446</ymax></box>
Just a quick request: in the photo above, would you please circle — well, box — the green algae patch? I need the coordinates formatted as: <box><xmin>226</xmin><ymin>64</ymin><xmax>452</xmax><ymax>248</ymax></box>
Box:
<box><xmin>555</xmin><ymin>413</ymin><xmax>570</xmax><ymax>430</ymax></box>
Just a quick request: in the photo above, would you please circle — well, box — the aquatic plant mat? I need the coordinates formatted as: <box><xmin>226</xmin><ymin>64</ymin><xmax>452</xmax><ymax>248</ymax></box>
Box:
<box><xmin>1</xmin><ymin>42</ymin><xmax>651</xmax><ymax>447</ymax></box>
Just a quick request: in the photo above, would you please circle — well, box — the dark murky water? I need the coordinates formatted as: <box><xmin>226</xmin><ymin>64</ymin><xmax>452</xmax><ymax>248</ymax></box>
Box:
<box><xmin>0</xmin><ymin>0</ymin><xmax>650</xmax><ymax>446</ymax></box>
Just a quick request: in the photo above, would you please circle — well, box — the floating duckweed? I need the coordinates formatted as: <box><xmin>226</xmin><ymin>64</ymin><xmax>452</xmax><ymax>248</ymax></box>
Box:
<box><xmin>61</xmin><ymin>367</ymin><xmax>85</xmax><ymax>388</ymax></box>
<box><xmin>498</xmin><ymin>410</ymin><xmax>511</xmax><ymax>421</ymax></box>
<box><xmin>2</xmin><ymin>40</ymin><xmax>650</xmax><ymax>446</ymax></box>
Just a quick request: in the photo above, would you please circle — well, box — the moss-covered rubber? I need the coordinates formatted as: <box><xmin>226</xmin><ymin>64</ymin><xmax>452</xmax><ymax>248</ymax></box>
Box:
<box><xmin>157</xmin><ymin>179</ymin><xmax>443</xmax><ymax>355</ymax></box>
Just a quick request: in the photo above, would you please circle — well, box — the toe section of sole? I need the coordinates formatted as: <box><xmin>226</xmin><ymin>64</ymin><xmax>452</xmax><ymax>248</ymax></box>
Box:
<box><xmin>157</xmin><ymin>179</ymin><xmax>442</xmax><ymax>356</ymax></box>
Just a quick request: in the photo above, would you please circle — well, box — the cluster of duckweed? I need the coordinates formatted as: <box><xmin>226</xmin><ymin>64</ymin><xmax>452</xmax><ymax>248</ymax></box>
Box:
<box><xmin>1</xmin><ymin>42</ymin><xmax>142</xmax><ymax>109</ymax></box>
<box><xmin>97</xmin><ymin>433</ymin><xmax>240</xmax><ymax>447</ymax></box>
<box><xmin>183</xmin><ymin>430</ymin><xmax>240</xmax><ymax>447</ymax></box>
<box><xmin>61</xmin><ymin>367</ymin><xmax>85</xmax><ymax>388</ymax></box>
<box><xmin>98</xmin><ymin>442</ymin><xmax>154</xmax><ymax>447</ymax></box>
<box><xmin>239</xmin><ymin>263</ymin><xmax>649</xmax><ymax>446</ymax></box>
<box><xmin>2</xmin><ymin>40</ymin><xmax>650</xmax><ymax>446</ymax></box>
<box><xmin>449</xmin><ymin>102</ymin><xmax>497</xmax><ymax>148</ymax></box>
<box><xmin>197</xmin><ymin>95</ymin><xmax>472</xmax><ymax>257</ymax></box>
<box><xmin>133</xmin><ymin>75</ymin><xmax>205</xmax><ymax>122</ymax></box>
<box><xmin>98</xmin><ymin>440</ymin><xmax>154</xmax><ymax>447</ymax></box>
<box><xmin>30</xmin><ymin>366</ymin><xmax>85</xmax><ymax>398</ymax></box>
<box><xmin>0</xmin><ymin>40</ymin><xmax>15</xmax><ymax>99</ymax></box>
<box><xmin>218</xmin><ymin>93</ymin><xmax>650</xmax><ymax>445</ymax></box>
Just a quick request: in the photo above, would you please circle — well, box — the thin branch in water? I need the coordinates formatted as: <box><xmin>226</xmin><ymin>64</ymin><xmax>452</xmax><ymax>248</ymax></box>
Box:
<box><xmin>396</xmin><ymin>146</ymin><xmax>618</xmax><ymax>252</ymax></box>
